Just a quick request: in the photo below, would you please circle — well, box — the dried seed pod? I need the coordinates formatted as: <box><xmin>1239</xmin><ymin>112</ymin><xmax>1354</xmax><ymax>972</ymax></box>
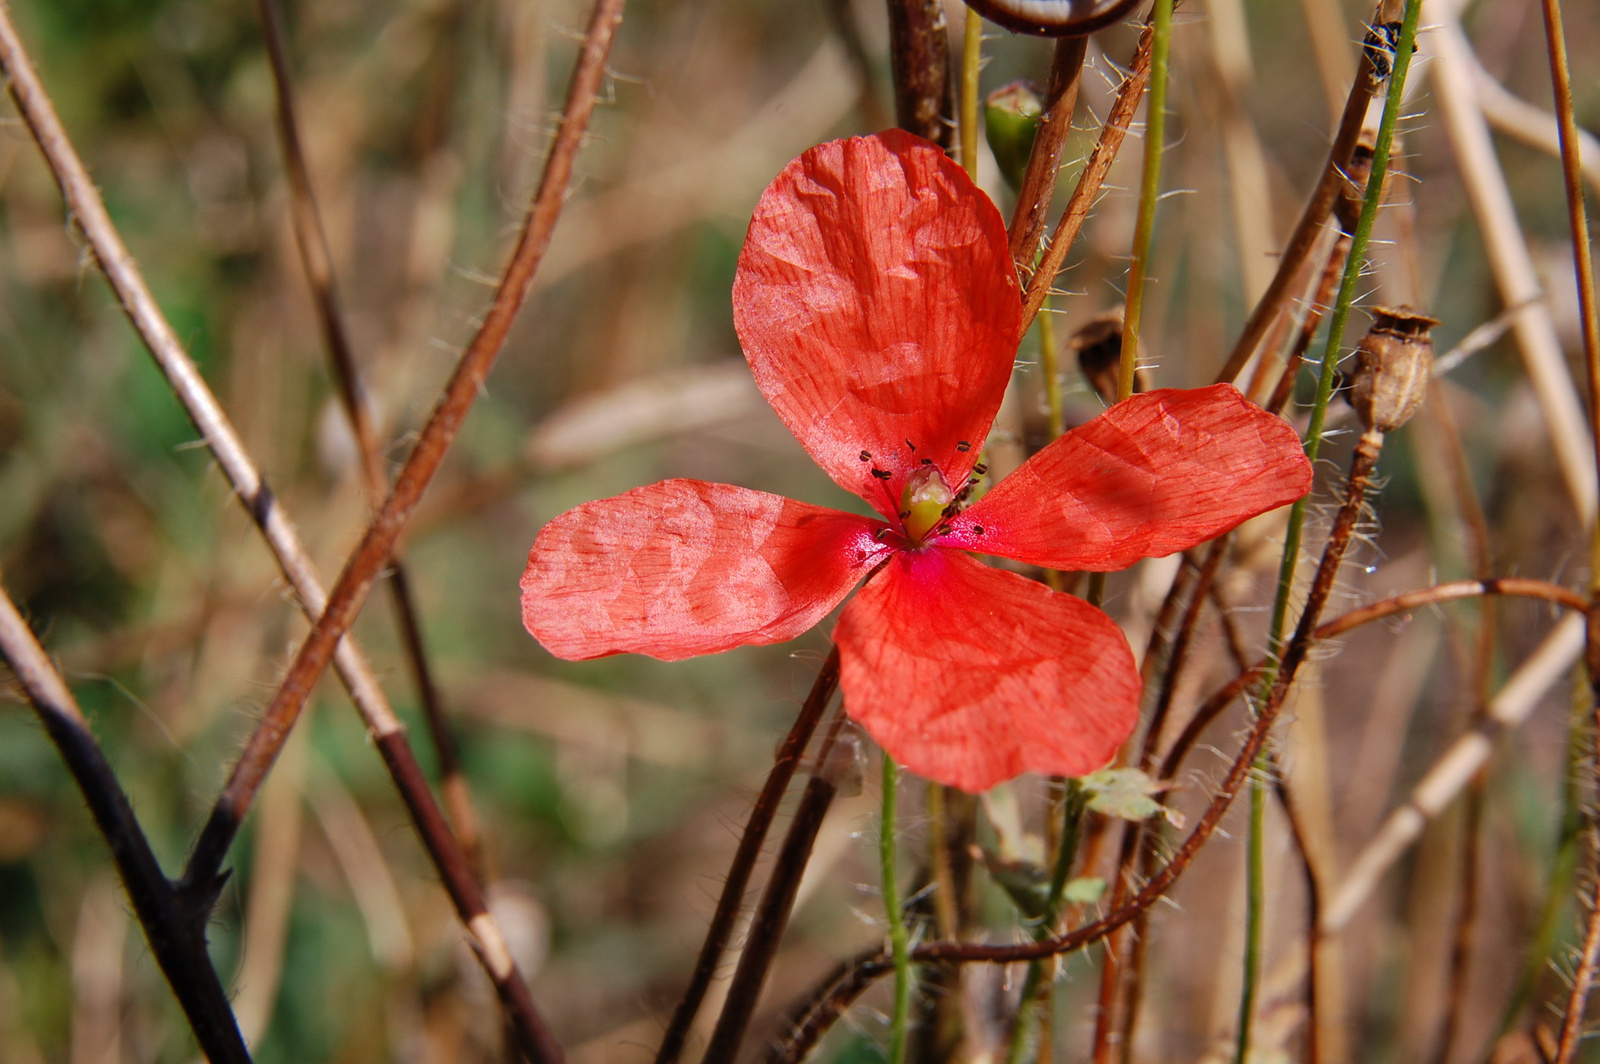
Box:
<box><xmin>963</xmin><ymin>0</ymin><xmax>1141</xmax><ymax>38</ymax></box>
<box><xmin>985</xmin><ymin>81</ymin><xmax>1043</xmax><ymax>191</ymax></box>
<box><xmin>1066</xmin><ymin>309</ymin><xmax>1147</xmax><ymax>405</ymax></box>
<box><xmin>1349</xmin><ymin>305</ymin><xmax>1438</xmax><ymax>434</ymax></box>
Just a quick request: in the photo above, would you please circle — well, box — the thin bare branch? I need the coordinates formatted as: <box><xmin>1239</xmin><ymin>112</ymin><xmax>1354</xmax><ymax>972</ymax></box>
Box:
<box><xmin>1538</xmin><ymin>0</ymin><xmax>1600</xmax><ymax>1055</ymax></box>
<box><xmin>1008</xmin><ymin>36</ymin><xmax>1088</xmax><ymax>266</ymax></box>
<box><xmin>1213</xmin><ymin>0</ymin><xmax>1391</xmax><ymax>385</ymax></box>
<box><xmin>0</xmin><ymin>584</ymin><xmax>250</xmax><ymax>1064</ymax></box>
<box><xmin>1425</xmin><ymin>0</ymin><xmax>1597</xmax><ymax>520</ymax></box>
<box><xmin>182</xmin><ymin>0</ymin><xmax>626</xmax><ymax>903</ymax></box>
<box><xmin>253</xmin><ymin>0</ymin><xmax>485</xmax><ymax>877</ymax></box>
<box><xmin>0</xmin><ymin>5</ymin><xmax>622</xmax><ymax>1060</ymax></box>
<box><xmin>654</xmin><ymin>648</ymin><xmax>841</xmax><ymax>1064</ymax></box>
<box><xmin>1020</xmin><ymin>25</ymin><xmax>1152</xmax><ymax>332</ymax></box>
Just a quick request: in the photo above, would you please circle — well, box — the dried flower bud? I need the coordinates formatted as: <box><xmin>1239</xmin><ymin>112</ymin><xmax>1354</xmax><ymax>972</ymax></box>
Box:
<box><xmin>985</xmin><ymin>82</ymin><xmax>1043</xmax><ymax>191</ymax></box>
<box><xmin>1349</xmin><ymin>305</ymin><xmax>1438</xmax><ymax>434</ymax></box>
<box><xmin>818</xmin><ymin>727</ymin><xmax>864</xmax><ymax>797</ymax></box>
<box><xmin>1335</xmin><ymin>133</ymin><xmax>1377</xmax><ymax>233</ymax></box>
<box><xmin>1067</xmin><ymin>309</ymin><xmax>1146</xmax><ymax>405</ymax></box>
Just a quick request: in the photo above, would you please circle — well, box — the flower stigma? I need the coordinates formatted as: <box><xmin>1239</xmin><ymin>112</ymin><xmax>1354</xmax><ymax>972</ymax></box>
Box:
<box><xmin>901</xmin><ymin>466</ymin><xmax>954</xmax><ymax>543</ymax></box>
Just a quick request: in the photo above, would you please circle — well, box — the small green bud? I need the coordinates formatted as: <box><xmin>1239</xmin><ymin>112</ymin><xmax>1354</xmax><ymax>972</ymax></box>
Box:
<box><xmin>985</xmin><ymin>81</ymin><xmax>1043</xmax><ymax>191</ymax></box>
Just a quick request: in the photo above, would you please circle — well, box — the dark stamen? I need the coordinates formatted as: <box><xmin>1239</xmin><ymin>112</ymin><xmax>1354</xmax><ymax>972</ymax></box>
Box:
<box><xmin>871</xmin><ymin>468</ymin><xmax>893</xmax><ymax>481</ymax></box>
<box><xmin>973</xmin><ymin>463</ymin><xmax>988</xmax><ymax>475</ymax></box>
<box><xmin>956</xmin><ymin>440</ymin><xmax>971</xmax><ymax>452</ymax></box>
<box><xmin>920</xmin><ymin>457</ymin><xmax>933</xmax><ymax>465</ymax></box>
<box><xmin>859</xmin><ymin>450</ymin><xmax>872</xmax><ymax>462</ymax></box>
<box><xmin>905</xmin><ymin>439</ymin><xmax>916</xmax><ymax>451</ymax></box>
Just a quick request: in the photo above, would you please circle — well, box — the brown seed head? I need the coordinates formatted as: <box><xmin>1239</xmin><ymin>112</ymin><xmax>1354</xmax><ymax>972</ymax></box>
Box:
<box><xmin>1349</xmin><ymin>305</ymin><xmax>1438</xmax><ymax>434</ymax></box>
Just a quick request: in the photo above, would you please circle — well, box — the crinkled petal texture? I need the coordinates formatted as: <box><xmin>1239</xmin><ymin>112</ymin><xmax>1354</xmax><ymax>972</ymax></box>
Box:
<box><xmin>836</xmin><ymin>548</ymin><xmax>1140</xmax><ymax>793</ymax></box>
<box><xmin>734</xmin><ymin>130</ymin><xmax>1021</xmax><ymax>515</ymax></box>
<box><xmin>946</xmin><ymin>384</ymin><xmax>1312</xmax><ymax>571</ymax></box>
<box><xmin>522</xmin><ymin>480</ymin><xmax>888</xmax><ymax>661</ymax></box>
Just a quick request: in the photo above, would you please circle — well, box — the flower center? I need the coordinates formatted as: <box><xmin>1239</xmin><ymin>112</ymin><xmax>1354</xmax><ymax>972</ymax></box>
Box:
<box><xmin>900</xmin><ymin>466</ymin><xmax>954</xmax><ymax>543</ymax></box>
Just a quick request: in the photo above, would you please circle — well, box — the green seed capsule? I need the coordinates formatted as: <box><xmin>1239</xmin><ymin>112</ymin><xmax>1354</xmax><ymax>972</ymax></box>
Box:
<box><xmin>985</xmin><ymin>82</ymin><xmax>1044</xmax><ymax>191</ymax></box>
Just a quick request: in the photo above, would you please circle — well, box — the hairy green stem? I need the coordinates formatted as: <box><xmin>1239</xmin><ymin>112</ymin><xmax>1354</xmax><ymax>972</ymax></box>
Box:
<box><xmin>961</xmin><ymin>8</ymin><xmax>982</xmax><ymax>178</ymax></box>
<box><xmin>1005</xmin><ymin>781</ymin><xmax>1086</xmax><ymax>1064</ymax></box>
<box><xmin>1040</xmin><ymin>302</ymin><xmax>1063</xmax><ymax>439</ymax></box>
<box><xmin>882</xmin><ymin>753</ymin><xmax>913</xmax><ymax>1064</ymax></box>
<box><xmin>1118</xmin><ymin>0</ymin><xmax>1173</xmax><ymax>402</ymax></box>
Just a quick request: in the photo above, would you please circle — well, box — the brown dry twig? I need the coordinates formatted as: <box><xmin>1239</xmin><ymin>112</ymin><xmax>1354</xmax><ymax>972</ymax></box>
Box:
<box><xmin>0</xmin><ymin>1</ymin><xmax>625</xmax><ymax>1060</ymax></box>
<box><xmin>181</xmin><ymin>0</ymin><xmax>625</xmax><ymax>904</ymax></box>
<box><xmin>1008</xmin><ymin>36</ymin><xmax>1089</xmax><ymax>266</ymax></box>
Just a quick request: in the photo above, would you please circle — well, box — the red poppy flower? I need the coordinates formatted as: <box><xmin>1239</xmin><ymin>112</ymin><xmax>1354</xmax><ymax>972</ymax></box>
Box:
<box><xmin>521</xmin><ymin>131</ymin><xmax>1312</xmax><ymax>792</ymax></box>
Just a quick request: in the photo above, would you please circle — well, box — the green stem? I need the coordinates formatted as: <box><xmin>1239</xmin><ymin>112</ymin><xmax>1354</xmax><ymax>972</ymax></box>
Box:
<box><xmin>1039</xmin><ymin>298</ymin><xmax>1063</xmax><ymax>440</ymax></box>
<box><xmin>961</xmin><ymin>8</ymin><xmax>982</xmax><ymax>178</ymax></box>
<box><xmin>1491</xmin><ymin>680</ymin><xmax>1587</xmax><ymax>1050</ymax></box>
<box><xmin>881</xmin><ymin>753</ymin><xmax>913</xmax><ymax>1064</ymax></box>
<box><xmin>1118</xmin><ymin>0</ymin><xmax>1174</xmax><ymax>402</ymax></box>
<box><xmin>1235</xmin><ymin>6</ymin><xmax>1424</xmax><ymax>1061</ymax></box>
<box><xmin>1005</xmin><ymin>782</ymin><xmax>1087</xmax><ymax>1064</ymax></box>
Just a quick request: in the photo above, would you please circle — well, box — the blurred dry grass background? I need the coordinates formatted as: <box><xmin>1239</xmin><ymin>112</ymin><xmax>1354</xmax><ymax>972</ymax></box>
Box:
<box><xmin>0</xmin><ymin>0</ymin><xmax>1597</xmax><ymax>1062</ymax></box>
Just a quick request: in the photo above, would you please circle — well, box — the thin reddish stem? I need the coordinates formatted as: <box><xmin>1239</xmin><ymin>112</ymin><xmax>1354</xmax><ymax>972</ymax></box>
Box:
<box><xmin>1019</xmin><ymin>26</ymin><xmax>1153</xmax><ymax>332</ymax></box>
<box><xmin>252</xmin><ymin>0</ymin><xmax>485</xmax><ymax>879</ymax></box>
<box><xmin>1009</xmin><ymin>37</ymin><xmax>1089</xmax><ymax>266</ymax></box>
<box><xmin>1213</xmin><ymin>0</ymin><xmax>1391</xmax><ymax>385</ymax></box>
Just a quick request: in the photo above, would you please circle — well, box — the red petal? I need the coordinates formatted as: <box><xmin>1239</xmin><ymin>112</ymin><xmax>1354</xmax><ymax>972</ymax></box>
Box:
<box><xmin>947</xmin><ymin>385</ymin><xmax>1312</xmax><ymax>571</ymax></box>
<box><xmin>836</xmin><ymin>548</ymin><xmax>1139</xmax><ymax>792</ymax></box>
<box><xmin>733</xmin><ymin>131</ymin><xmax>1021</xmax><ymax>519</ymax></box>
<box><xmin>522</xmin><ymin>480</ymin><xmax>889</xmax><ymax>661</ymax></box>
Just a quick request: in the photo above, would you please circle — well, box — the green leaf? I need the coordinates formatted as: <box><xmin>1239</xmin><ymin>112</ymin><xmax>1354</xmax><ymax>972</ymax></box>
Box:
<box><xmin>1062</xmin><ymin>876</ymin><xmax>1106</xmax><ymax>905</ymax></box>
<box><xmin>1081</xmin><ymin>768</ymin><xmax>1168</xmax><ymax>824</ymax></box>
